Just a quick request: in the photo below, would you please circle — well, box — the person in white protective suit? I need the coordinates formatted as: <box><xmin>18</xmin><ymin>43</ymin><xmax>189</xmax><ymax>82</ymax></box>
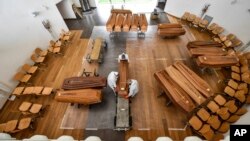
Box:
<box><xmin>118</xmin><ymin>52</ymin><xmax>129</xmax><ymax>62</ymax></box>
<box><xmin>127</xmin><ymin>79</ymin><xmax>139</xmax><ymax>98</ymax></box>
<box><xmin>107</xmin><ymin>71</ymin><xmax>118</xmax><ymax>93</ymax></box>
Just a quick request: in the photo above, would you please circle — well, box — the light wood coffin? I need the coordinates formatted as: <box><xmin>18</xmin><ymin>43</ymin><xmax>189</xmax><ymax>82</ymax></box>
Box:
<box><xmin>196</xmin><ymin>56</ymin><xmax>239</xmax><ymax>67</ymax></box>
<box><xmin>131</xmin><ymin>14</ymin><xmax>139</xmax><ymax>31</ymax></box>
<box><xmin>173</xmin><ymin>62</ymin><xmax>214</xmax><ymax>98</ymax></box>
<box><xmin>62</xmin><ymin>76</ymin><xmax>107</xmax><ymax>90</ymax></box>
<box><xmin>111</xmin><ymin>9</ymin><xmax>132</xmax><ymax>15</ymax></box>
<box><xmin>55</xmin><ymin>89</ymin><xmax>102</xmax><ymax>105</ymax></box>
<box><xmin>189</xmin><ymin>47</ymin><xmax>227</xmax><ymax>57</ymax></box>
<box><xmin>106</xmin><ymin>13</ymin><xmax>116</xmax><ymax>32</ymax></box>
<box><xmin>116</xmin><ymin>60</ymin><xmax>129</xmax><ymax>98</ymax></box>
<box><xmin>139</xmin><ymin>14</ymin><xmax>148</xmax><ymax>32</ymax></box>
<box><xmin>123</xmin><ymin>14</ymin><xmax>132</xmax><ymax>32</ymax></box>
<box><xmin>114</xmin><ymin>14</ymin><xmax>125</xmax><ymax>32</ymax></box>
<box><xmin>187</xmin><ymin>41</ymin><xmax>223</xmax><ymax>49</ymax></box>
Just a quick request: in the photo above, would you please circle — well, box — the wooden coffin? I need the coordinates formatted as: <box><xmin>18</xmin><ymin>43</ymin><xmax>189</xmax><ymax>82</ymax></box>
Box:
<box><xmin>106</xmin><ymin>13</ymin><xmax>116</xmax><ymax>32</ymax></box>
<box><xmin>62</xmin><ymin>76</ymin><xmax>107</xmax><ymax>90</ymax></box>
<box><xmin>116</xmin><ymin>60</ymin><xmax>129</xmax><ymax>98</ymax></box>
<box><xmin>55</xmin><ymin>89</ymin><xmax>102</xmax><ymax>105</ymax></box>
<box><xmin>189</xmin><ymin>47</ymin><xmax>227</xmax><ymax>57</ymax></box>
<box><xmin>123</xmin><ymin>14</ymin><xmax>132</xmax><ymax>32</ymax></box>
<box><xmin>114</xmin><ymin>14</ymin><xmax>125</xmax><ymax>32</ymax></box>
<box><xmin>165</xmin><ymin>65</ymin><xmax>206</xmax><ymax>105</ymax></box>
<box><xmin>173</xmin><ymin>62</ymin><xmax>214</xmax><ymax>98</ymax></box>
<box><xmin>158</xmin><ymin>28</ymin><xmax>186</xmax><ymax>37</ymax></box>
<box><xmin>131</xmin><ymin>14</ymin><xmax>139</xmax><ymax>31</ymax></box>
<box><xmin>139</xmin><ymin>14</ymin><xmax>148</xmax><ymax>32</ymax></box>
<box><xmin>154</xmin><ymin>70</ymin><xmax>196</xmax><ymax>112</ymax></box>
<box><xmin>158</xmin><ymin>23</ymin><xmax>182</xmax><ymax>29</ymax></box>
<box><xmin>111</xmin><ymin>9</ymin><xmax>132</xmax><ymax>15</ymax></box>
<box><xmin>196</xmin><ymin>56</ymin><xmax>239</xmax><ymax>67</ymax></box>
<box><xmin>187</xmin><ymin>41</ymin><xmax>223</xmax><ymax>49</ymax></box>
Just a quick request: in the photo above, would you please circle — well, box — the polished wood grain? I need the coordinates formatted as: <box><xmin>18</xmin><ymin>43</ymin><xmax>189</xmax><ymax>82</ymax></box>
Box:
<box><xmin>90</xmin><ymin>38</ymin><xmax>102</xmax><ymax>60</ymax></box>
<box><xmin>55</xmin><ymin>89</ymin><xmax>102</xmax><ymax>105</ymax></box>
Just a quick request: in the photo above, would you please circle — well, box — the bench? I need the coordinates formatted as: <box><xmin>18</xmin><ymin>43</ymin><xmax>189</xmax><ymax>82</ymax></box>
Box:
<box><xmin>86</xmin><ymin>38</ymin><xmax>107</xmax><ymax>63</ymax></box>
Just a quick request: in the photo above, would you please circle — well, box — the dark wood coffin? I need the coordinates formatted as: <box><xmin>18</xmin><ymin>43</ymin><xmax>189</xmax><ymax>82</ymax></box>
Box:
<box><xmin>187</xmin><ymin>41</ymin><xmax>223</xmax><ymax>49</ymax></box>
<box><xmin>62</xmin><ymin>76</ymin><xmax>107</xmax><ymax>90</ymax></box>
<box><xmin>158</xmin><ymin>28</ymin><xmax>186</xmax><ymax>37</ymax></box>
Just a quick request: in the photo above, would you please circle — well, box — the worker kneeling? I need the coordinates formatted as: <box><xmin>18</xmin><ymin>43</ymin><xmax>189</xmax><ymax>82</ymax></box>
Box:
<box><xmin>107</xmin><ymin>72</ymin><xmax>139</xmax><ymax>98</ymax></box>
<box><xmin>107</xmin><ymin>71</ymin><xmax>118</xmax><ymax>93</ymax></box>
<box><xmin>126</xmin><ymin>79</ymin><xmax>139</xmax><ymax>98</ymax></box>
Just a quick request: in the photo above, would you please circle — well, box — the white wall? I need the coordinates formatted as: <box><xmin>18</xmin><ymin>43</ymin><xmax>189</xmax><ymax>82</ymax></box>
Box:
<box><xmin>0</xmin><ymin>0</ymin><xmax>68</xmax><ymax>90</ymax></box>
<box><xmin>57</xmin><ymin>0</ymin><xmax>77</xmax><ymax>19</ymax></box>
<box><xmin>89</xmin><ymin>0</ymin><xmax>97</xmax><ymax>7</ymax></box>
<box><xmin>72</xmin><ymin>0</ymin><xmax>81</xmax><ymax>7</ymax></box>
<box><xmin>165</xmin><ymin>0</ymin><xmax>250</xmax><ymax>45</ymax></box>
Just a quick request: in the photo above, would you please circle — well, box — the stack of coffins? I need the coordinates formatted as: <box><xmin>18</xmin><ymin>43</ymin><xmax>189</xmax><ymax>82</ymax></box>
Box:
<box><xmin>55</xmin><ymin>76</ymin><xmax>107</xmax><ymax>105</ymax></box>
<box><xmin>106</xmin><ymin>9</ymin><xmax>148</xmax><ymax>32</ymax></box>
<box><xmin>157</xmin><ymin>23</ymin><xmax>186</xmax><ymax>37</ymax></box>
<box><xmin>187</xmin><ymin>41</ymin><xmax>239</xmax><ymax>67</ymax></box>
<box><xmin>154</xmin><ymin>61</ymin><xmax>214</xmax><ymax>112</ymax></box>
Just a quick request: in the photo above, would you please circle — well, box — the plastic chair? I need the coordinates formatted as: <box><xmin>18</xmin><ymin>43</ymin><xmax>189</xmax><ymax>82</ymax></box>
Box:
<box><xmin>35</xmin><ymin>48</ymin><xmax>48</xmax><ymax>57</ymax></box>
<box><xmin>22</xmin><ymin>64</ymin><xmax>38</xmax><ymax>74</ymax></box>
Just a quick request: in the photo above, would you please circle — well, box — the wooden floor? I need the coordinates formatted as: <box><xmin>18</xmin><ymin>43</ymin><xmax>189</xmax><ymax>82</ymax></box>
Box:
<box><xmin>0</xmin><ymin>15</ymin><xmax>226</xmax><ymax>140</ymax></box>
<box><xmin>124</xmin><ymin>15</ymin><xmax>225</xmax><ymax>140</ymax></box>
<box><xmin>0</xmin><ymin>31</ymin><xmax>89</xmax><ymax>139</ymax></box>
